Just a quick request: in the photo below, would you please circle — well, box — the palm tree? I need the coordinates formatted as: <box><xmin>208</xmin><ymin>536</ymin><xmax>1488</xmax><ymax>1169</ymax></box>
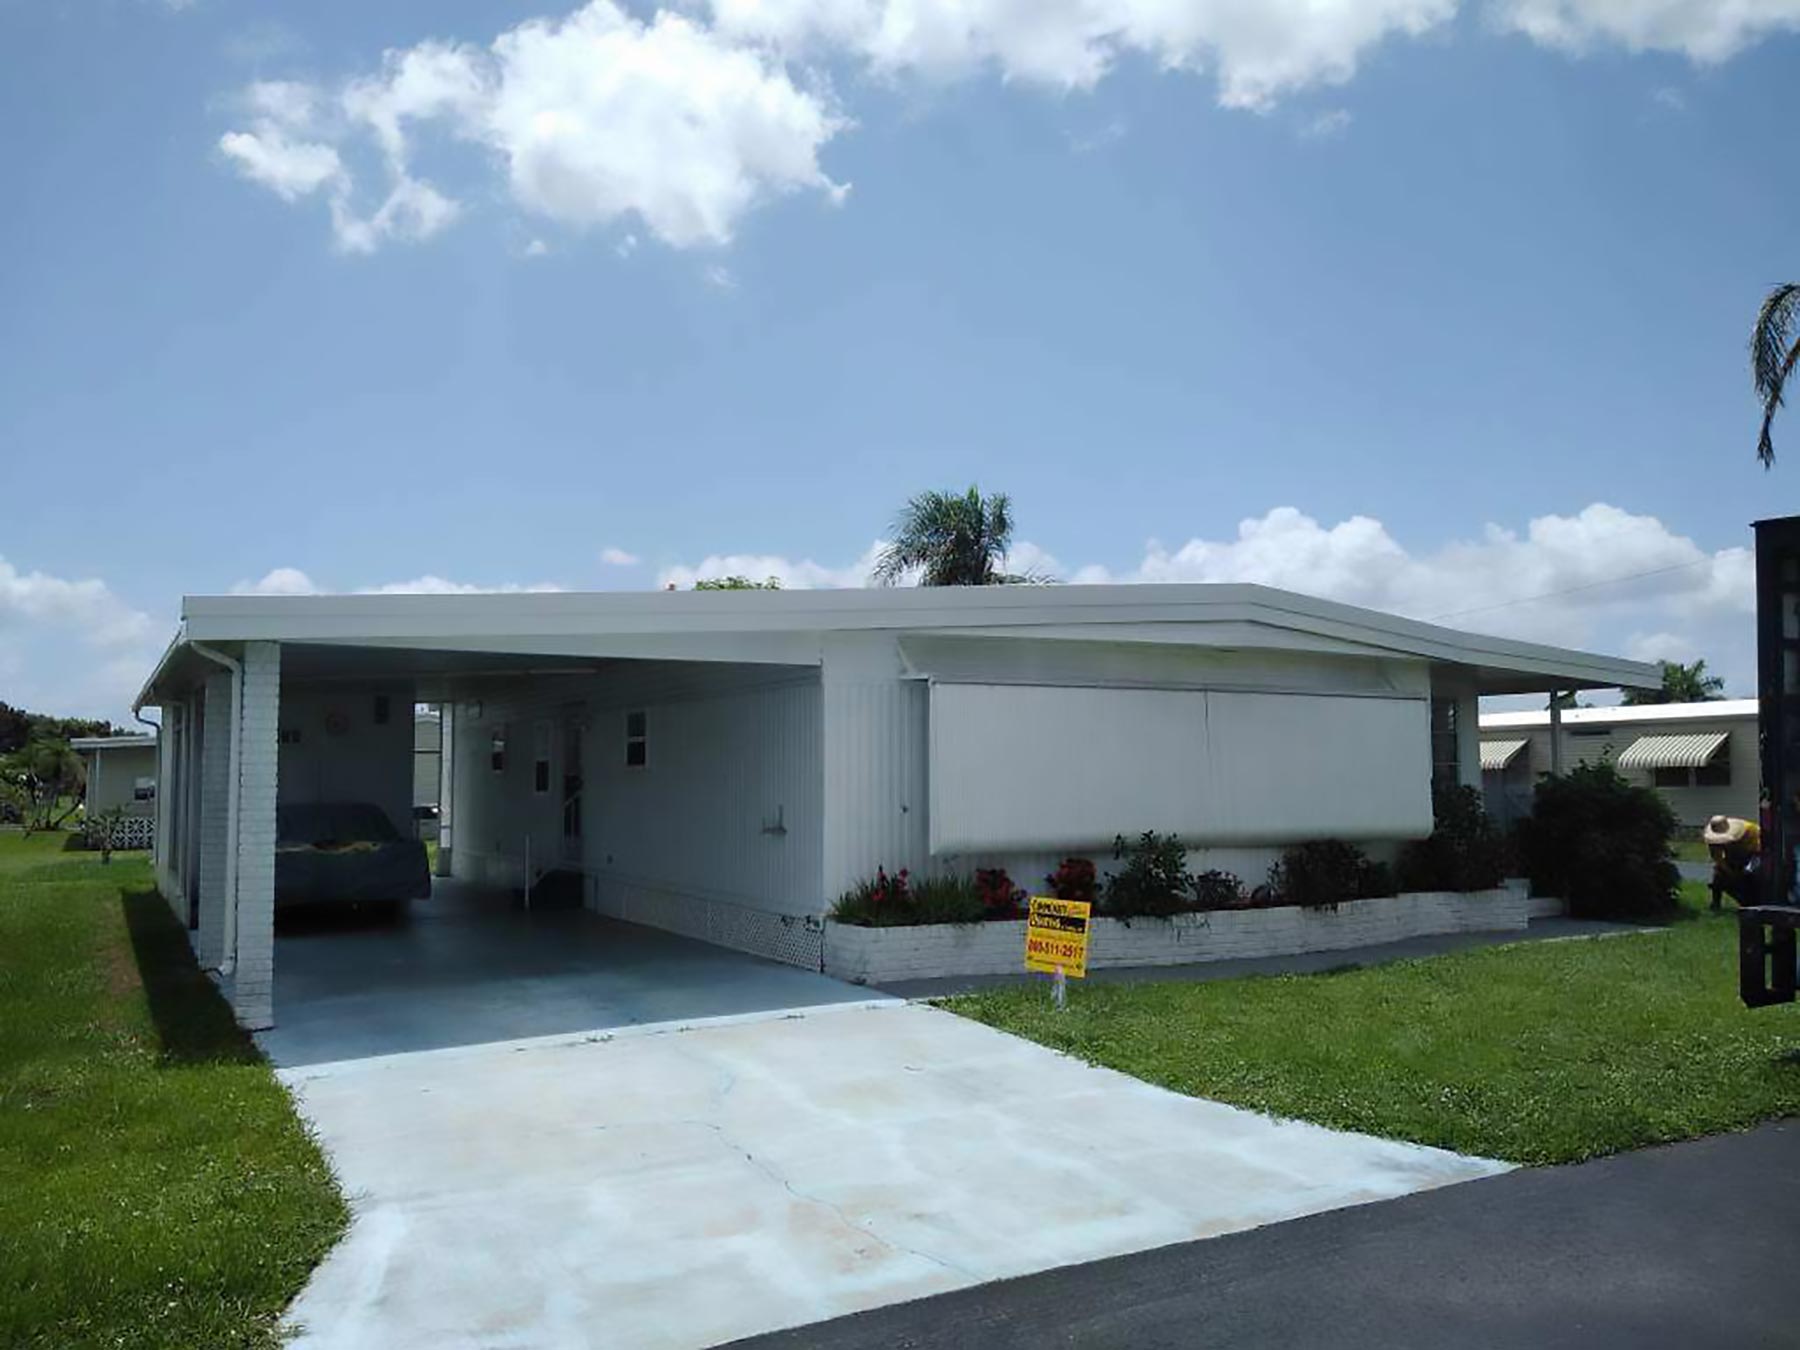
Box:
<box><xmin>1753</xmin><ymin>282</ymin><xmax>1800</xmax><ymax>467</ymax></box>
<box><xmin>1621</xmin><ymin>658</ymin><xmax>1726</xmax><ymax>706</ymax></box>
<box><xmin>871</xmin><ymin>487</ymin><xmax>1048</xmax><ymax>586</ymax></box>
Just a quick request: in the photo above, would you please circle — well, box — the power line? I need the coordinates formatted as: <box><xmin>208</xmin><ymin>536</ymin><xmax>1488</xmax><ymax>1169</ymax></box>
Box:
<box><xmin>1427</xmin><ymin>558</ymin><xmax>1711</xmax><ymax>623</ymax></box>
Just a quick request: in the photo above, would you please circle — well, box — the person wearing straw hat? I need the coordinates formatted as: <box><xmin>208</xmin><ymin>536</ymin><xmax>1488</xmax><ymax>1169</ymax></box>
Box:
<box><xmin>1702</xmin><ymin>815</ymin><xmax>1763</xmax><ymax>910</ymax></box>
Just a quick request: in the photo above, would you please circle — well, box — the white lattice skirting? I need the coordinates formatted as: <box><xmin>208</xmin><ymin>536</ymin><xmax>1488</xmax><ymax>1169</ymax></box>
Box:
<box><xmin>592</xmin><ymin>876</ymin><xmax>825</xmax><ymax>970</ymax></box>
<box><xmin>82</xmin><ymin>815</ymin><xmax>155</xmax><ymax>851</ymax></box>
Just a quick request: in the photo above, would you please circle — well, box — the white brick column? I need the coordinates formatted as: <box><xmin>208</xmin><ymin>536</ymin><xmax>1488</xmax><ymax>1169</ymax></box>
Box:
<box><xmin>230</xmin><ymin>642</ymin><xmax>281</xmax><ymax>1031</ymax></box>
<box><xmin>196</xmin><ymin>673</ymin><xmax>233</xmax><ymax>969</ymax></box>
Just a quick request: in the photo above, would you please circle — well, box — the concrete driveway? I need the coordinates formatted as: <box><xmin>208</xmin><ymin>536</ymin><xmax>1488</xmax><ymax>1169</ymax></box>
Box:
<box><xmin>278</xmin><ymin>998</ymin><xmax>1507</xmax><ymax>1350</ymax></box>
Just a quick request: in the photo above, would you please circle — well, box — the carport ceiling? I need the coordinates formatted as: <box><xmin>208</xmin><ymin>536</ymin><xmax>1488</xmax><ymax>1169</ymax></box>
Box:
<box><xmin>279</xmin><ymin>643</ymin><xmax>605</xmax><ymax>693</ymax></box>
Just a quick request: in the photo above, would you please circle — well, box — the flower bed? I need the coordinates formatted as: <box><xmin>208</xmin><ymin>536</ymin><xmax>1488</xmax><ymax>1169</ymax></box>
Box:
<box><xmin>823</xmin><ymin>888</ymin><xmax>1533</xmax><ymax>985</ymax></box>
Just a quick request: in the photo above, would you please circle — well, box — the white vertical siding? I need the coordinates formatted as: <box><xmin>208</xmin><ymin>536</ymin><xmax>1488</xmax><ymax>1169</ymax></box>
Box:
<box><xmin>450</xmin><ymin>662</ymin><xmax>824</xmax><ymax>916</ymax></box>
<box><xmin>196</xmin><ymin>673</ymin><xmax>232</xmax><ymax>970</ymax></box>
<box><xmin>277</xmin><ymin>681</ymin><xmax>416</xmax><ymax>838</ymax></box>
<box><xmin>232</xmin><ymin>642</ymin><xmax>281</xmax><ymax>1031</ymax></box>
<box><xmin>821</xmin><ymin>634</ymin><xmax>929</xmax><ymax>899</ymax></box>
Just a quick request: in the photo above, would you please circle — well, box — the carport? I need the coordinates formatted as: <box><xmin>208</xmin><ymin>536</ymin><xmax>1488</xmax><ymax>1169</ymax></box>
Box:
<box><xmin>259</xmin><ymin>876</ymin><xmax>878</xmax><ymax>1068</ymax></box>
<box><xmin>134</xmin><ymin>585</ymin><xmax>1654</xmax><ymax>1032</ymax></box>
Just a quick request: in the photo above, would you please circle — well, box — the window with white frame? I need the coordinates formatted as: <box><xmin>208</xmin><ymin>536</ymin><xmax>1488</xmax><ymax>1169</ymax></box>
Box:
<box><xmin>133</xmin><ymin>777</ymin><xmax>155</xmax><ymax>802</ymax></box>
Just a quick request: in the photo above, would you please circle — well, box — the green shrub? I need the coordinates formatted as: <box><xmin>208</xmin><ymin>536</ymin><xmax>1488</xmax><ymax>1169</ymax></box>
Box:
<box><xmin>909</xmin><ymin>875</ymin><xmax>987</xmax><ymax>925</ymax></box>
<box><xmin>1395</xmin><ymin>785</ymin><xmax>1508</xmax><ymax>893</ymax></box>
<box><xmin>1516</xmin><ymin>761</ymin><xmax>1679</xmax><ymax>920</ymax></box>
<box><xmin>1190</xmin><ymin>869</ymin><xmax>1247</xmax><ymax>910</ymax></box>
<box><xmin>1268</xmin><ymin>840</ymin><xmax>1391</xmax><ymax>908</ymax></box>
<box><xmin>829</xmin><ymin>867</ymin><xmax>912</xmax><ymax>926</ymax></box>
<box><xmin>1104</xmin><ymin>831</ymin><xmax>1192</xmax><ymax>918</ymax></box>
<box><xmin>828</xmin><ymin>867</ymin><xmax>987</xmax><ymax>926</ymax></box>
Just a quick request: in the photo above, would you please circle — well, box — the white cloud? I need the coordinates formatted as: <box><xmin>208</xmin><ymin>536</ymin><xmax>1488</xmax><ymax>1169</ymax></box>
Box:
<box><xmin>600</xmin><ymin>546</ymin><xmax>642</xmax><ymax>566</ymax></box>
<box><xmin>218</xmin><ymin>1</ymin><xmax>1800</xmax><ymax>256</ymax></box>
<box><xmin>231</xmin><ymin>567</ymin><xmax>564</xmax><ymax>595</ymax></box>
<box><xmin>657</xmin><ymin>503</ymin><xmax>1756</xmax><ymax>690</ymax></box>
<box><xmin>0</xmin><ymin>557</ymin><xmax>154</xmax><ymax>647</ymax></box>
<box><xmin>232</xmin><ymin>566</ymin><xmax>321</xmax><ymax>596</ymax></box>
<box><xmin>705</xmin><ymin>0</ymin><xmax>1457</xmax><ymax>109</ymax></box>
<box><xmin>218</xmin><ymin>124</ymin><xmax>344</xmax><ymax>201</ymax></box>
<box><xmin>1492</xmin><ymin>0</ymin><xmax>1800</xmax><ymax>62</ymax></box>
<box><xmin>220</xmin><ymin>1</ymin><xmax>848</xmax><ymax>252</ymax></box>
<box><xmin>657</xmin><ymin>541</ymin><xmax>886</xmax><ymax>589</ymax></box>
<box><xmin>704</xmin><ymin>264</ymin><xmax>739</xmax><ymax>289</ymax></box>
<box><xmin>1624</xmin><ymin>631</ymin><xmax>1698</xmax><ymax>664</ymax></box>
<box><xmin>1093</xmin><ymin>503</ymin><xmax>1750</xmax><ymax>632</ymax></box>
<box><xmin>1298</xmin><ymin>107</ymin><xmax>1354</xmax><ymax>141</ymax></box>
<box><xmin>1650</xmin><ymin>84</ymin><xmax>1687</xmax><ymax>111</ymax></box>
<box><xmin>0</xmin><ymin>558</ymin><xmax>164</xmax><ymax>720</ymax></box>
<box><xmin>1066</xmin><ymin>117</ymin><xmax>1127</xmax><ymax>154</ymax></box>
<box><xmin>615</xmin><ymin>232</ymin><xmax>640</xmax><ymax>258</ymax></box>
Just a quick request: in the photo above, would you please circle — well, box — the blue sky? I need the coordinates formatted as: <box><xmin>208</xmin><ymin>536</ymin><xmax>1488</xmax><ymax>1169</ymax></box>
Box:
<box><xmin>1</xmin><ymin>0</ymin><xmax>1795</xmax><ymax>718</ymax></box>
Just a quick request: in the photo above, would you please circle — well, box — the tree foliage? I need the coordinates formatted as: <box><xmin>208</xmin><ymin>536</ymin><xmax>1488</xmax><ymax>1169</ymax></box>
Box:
<box><xmin>0</xmin><ymin>701</ymin><xmax>122</xmax><ymax>755</ymax></box>
<box><xmin>1752</xmin><ymin>281</ymin><xmax>1800</xmax><ymax>467</ymax></box>
<box><xmin>692</xmin><ymin>576</ymin><xmax>782</xmax><ymax>590</ymax></box>
<box><xmin>871</xmin><ymin>487</ymin><xmax>1048</xmax><ymax>587</ymax></box>
<box><xmin>1620</xmin><ymin>658</ymin><xmax>1726</xmax><ymax>706</ymax></box>
<box><xmin>0</xmin><ymin>738</ymin><xmax>86</xmax><ymax>832</ymax></box>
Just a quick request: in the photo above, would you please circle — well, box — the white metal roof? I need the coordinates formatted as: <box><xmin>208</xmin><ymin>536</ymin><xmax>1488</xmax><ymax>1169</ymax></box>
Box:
<box><xmin>136</xmin><ymin>583</ymin><xmax>1661</xmax><ymax>709</ymax></box>
<box><xmin>1479</xmin><ymin>738</ymin><xmax>1530</xmax><ymax>771</ymax></box>
<box><xmin>1481</xmin><ymin>698</ymin><xmax>1757</xmax><ymax>732</ymax></box>
<box><xmin>1616</xmin><ymin>731</ymin><xmax>1733</xmax><ymax>771</ymax></box>
<box><xmin>70</xmin><ymin>735</ymin><xmax>156</xmax><ymax>751</ymax></box>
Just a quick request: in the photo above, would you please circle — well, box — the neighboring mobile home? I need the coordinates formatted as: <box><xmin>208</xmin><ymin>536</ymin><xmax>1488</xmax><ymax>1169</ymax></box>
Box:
<box><xmin>70</xmin><ymin>734</ymin><xmax>159</xmax><ymax>850</ymax></box>
<box><xmin>132</xmin><ymin>584</ymin><xmax>1655</xmax><ymax>1029</ymax></box>
<box><xmin>1479</xmin><ymin>699</ymin><xmax>1759</xmax><ymax>831</ymax></box>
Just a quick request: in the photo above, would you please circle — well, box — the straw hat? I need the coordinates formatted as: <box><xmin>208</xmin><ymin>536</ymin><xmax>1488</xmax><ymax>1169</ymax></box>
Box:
<box><xmin>1702</xmin><ymin>815</ymin><xmax>1749</xmax><ymax>846</ymax></box>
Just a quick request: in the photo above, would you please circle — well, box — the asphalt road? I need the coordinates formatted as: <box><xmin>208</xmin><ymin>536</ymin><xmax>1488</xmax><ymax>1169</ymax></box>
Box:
<box><xmin>728</xmin><ymin>1120</ymin><xmax>1800</xmax><ymax>1350</ymax></box>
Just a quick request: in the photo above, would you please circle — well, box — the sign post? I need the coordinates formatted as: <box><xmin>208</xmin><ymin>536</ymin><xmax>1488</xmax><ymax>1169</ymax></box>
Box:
<box><xmin>1025</xmin><ymin>895</ymin><xmax>1091</xmax><ymax>1009</ymax></box>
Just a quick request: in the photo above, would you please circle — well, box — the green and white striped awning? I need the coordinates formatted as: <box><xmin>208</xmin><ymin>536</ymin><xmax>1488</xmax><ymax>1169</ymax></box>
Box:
<box><xmin>1615</xmin><ymin>731</ymin><xmax>1730</xmax><ymax>771</ymax></box>
<box><xmin>1479</xmin><ymin>738</ymin><xmax>1529</xmax><ymax>771</ymax></box>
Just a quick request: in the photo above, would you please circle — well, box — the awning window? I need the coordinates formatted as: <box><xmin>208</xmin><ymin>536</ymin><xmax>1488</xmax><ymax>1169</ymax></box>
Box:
<box><xmin>1479</xmin><ymin>738</ymin><xmax>1529</xmax><ymax>772</ymax></box>
<box><xmin>1615</xmin><ymin>731</ymin><xmax>1730</xmax><ymax>772</ymax></box>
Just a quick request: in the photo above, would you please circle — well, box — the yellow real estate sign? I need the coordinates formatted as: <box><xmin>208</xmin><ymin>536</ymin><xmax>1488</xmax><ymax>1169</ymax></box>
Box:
<box><xmin>1025</xmin><ymin>896</ymin><xmax>1092</xmax><ymax>979</ymax></box>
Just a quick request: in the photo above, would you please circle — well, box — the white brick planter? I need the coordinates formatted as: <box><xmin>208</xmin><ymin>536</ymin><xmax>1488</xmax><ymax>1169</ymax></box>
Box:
<box><xmin>823</xmin><ymin>888</ymin><xmax>1534</xmax><ymax>985</ymax></box>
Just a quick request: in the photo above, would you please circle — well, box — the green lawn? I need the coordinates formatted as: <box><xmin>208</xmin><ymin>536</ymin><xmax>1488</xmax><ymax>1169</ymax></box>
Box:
<box><xmin>1673</xmin><ymin>838</ymin><xmax>1711</xmax><ymax>865</ymax></box>
<box><xmin>0</xmin><ymin>830</ymin><xmax>347</xmax><ymax>1349</ymax></box>
<box><xmin>946</xmin><ymin>886</ymin><xmax>1800</xmax><ymax>1165</ymax></box>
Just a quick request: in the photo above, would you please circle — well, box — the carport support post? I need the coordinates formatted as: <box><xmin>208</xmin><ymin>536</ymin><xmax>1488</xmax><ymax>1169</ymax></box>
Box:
<box><xmin>230</xmin><ymin>642</ymin><xmax>282</xmax><ymax>1031</ymax></box>
<box><xmin>1549</xmin><ymin>692</ymin><xmax>1565</xmax><ymax>776</ymax></box>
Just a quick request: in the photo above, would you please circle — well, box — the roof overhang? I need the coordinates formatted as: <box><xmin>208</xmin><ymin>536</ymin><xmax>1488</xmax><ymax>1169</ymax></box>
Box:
<box><xmin>135</xmin><ymin>583</ymin><xmax>1660</xmax><ymax>708</ymax></box>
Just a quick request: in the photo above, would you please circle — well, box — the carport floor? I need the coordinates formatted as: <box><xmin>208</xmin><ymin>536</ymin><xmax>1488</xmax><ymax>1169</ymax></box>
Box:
<box><xmin>257</xmin><ymin>879</ymin><xmax>876</xmax><ymax>1069</ymax></box>
<box><xmin>279</xmin><ymin>1000</ymin><xmax>1507</xmax><ymax>1350</ymax></box>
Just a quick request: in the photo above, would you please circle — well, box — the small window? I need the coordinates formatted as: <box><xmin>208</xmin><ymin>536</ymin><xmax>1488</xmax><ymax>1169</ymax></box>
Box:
<box><xmin>533</xmin><ymin>722</ymin><xmax>552</xmax><ymax>794</ymax></box>
<box><xmin>279</xmin><ymin>727</ymin><xmax>302</xmax><ymax>745</ymax></box>
<box><xmin>490</xmin><ymin>729</ymin><xmax>507</xmax><ymax>774</ymax></box>
<box><xmin>1653</xmin><ymin>766</ymin><xmax>1690</xmax><ymax>789</ymax></box>
<box><xmin>133</xmin><ymin>777</ymin><xmax>156</xmax><ymax>802</ymax></box>
<box><xmin>625</xmin><ymin>710</ymin><xmax>647</xmax><ymax>768</ymax></box>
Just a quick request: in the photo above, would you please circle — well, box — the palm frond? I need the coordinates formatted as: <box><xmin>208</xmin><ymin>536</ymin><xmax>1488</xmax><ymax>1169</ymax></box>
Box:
<box><xmin>1752</xmin><ymin>283</ymin><xmax>1800</xmax><ymax>468</ymax></box>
